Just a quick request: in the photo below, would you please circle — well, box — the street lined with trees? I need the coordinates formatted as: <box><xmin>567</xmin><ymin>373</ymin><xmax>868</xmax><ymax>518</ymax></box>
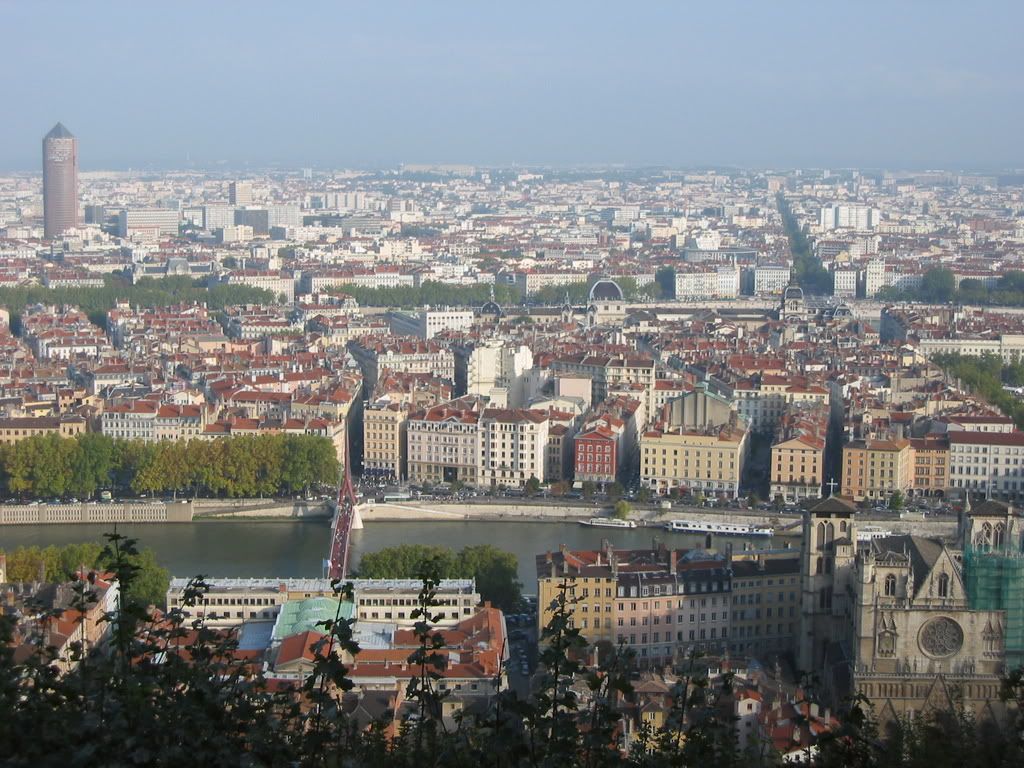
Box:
<box><xmin>0</xmin><ymin>432</ymin><xmax>339</xmax><ymax>500</ymax></box>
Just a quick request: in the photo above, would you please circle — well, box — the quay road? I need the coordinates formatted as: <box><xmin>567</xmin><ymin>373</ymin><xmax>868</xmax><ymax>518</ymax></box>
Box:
<box><xmin>0</xmin><ymin>493</ymin><xmax>959</xmax><ymax>542</ymax></box>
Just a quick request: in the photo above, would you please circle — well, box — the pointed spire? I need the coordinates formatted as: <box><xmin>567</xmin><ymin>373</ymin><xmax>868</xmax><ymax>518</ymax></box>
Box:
<box><xmin>45</xmin><ymin>122</ymin><xmax>74</xmax><ymax>140</ymax></box>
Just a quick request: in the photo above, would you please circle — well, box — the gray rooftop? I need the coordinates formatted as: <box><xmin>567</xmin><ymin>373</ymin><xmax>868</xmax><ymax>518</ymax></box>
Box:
<box><xmin>45</xmin><ymin>122</ymin><xmax>74</xmax><ymax>140</ymax></box>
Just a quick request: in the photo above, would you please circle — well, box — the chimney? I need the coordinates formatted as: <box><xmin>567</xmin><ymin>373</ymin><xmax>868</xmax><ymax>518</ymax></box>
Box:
<box><xmin>669</xmin><ymin>549</ymin><xmax>677</xmax><ymax>576</ymax></box>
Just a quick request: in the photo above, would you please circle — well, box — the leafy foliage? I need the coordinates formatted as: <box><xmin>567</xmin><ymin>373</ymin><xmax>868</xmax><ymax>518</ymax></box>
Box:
<box><xmin>0</xmin><ymin>433</ymin><xmax>339</xmax><ymax>499</ymax></box>
<box><xmin>0</xmin><ymin>275</ymin><xmax>273</xmax><ymax>329</ymax></box>
<box><xmin>879</xmin><ymin>269</ymin><xmax>1024</xmax><ymax>307</ymax></box>
<box><xmin>932</xmin><ymin>353</ymin><xmax>1024</xmax><ymax>429</ymax></box>
<box><xmin>1</xmin><ymin>533</ymin><xmax>1024</xmax><ymax>767</ymax></box>
<box><xmin>357</xmin><ymin>543</ymin><xmax>522</xmax><ymax>611</ymax></box>
<box><xmin>777</xmin><ymin>194</ymin><xmax>833</xmax><ymax>295</ymax></box>
<box><xmin>331</xmin><ymin>280</ymin><xmax>520</xmax><ymax>308</ymax></box>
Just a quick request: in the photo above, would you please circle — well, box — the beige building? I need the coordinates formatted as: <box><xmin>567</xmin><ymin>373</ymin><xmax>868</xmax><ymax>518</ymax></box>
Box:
<box><xmin>479</xmin><ymin>408</ymin><xmax>550</xmax><ymax>488</ymax></box>
<box><xmin>363</xmin><ymin>400</ymin><xmax>409</xmax><ymax>482</ymax></box>
<box><xmin>770</xmin><ymin>402</ymin><xmax>829</xmax><ymax>502</ymax></box>
<box><xmin>0</xmin><ymin>415</ymin><xmax>86</xmax><ymax>445</ymax></box>
<box><xmin>841</xmin><ymin>437</ymin><xmax>912</xmax><ymax>502</ymax></box>
<box><xmin>407</xmin><ymin>398</ymin><xmax>483</xmax><ymax>486</ymax></box>
<box><xmin>909</xmin><ymin>435</ymin><xmax>949</xmax><ymax>497</ymax></box>
<box><xmin>640</xmin><ymin>422</ymin><xmax>749</xmax><ymax>498</ymax></box>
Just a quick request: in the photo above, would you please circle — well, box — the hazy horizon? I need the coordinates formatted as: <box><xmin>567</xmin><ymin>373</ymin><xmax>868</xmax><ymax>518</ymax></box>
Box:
<box><xmin>4</xmin><ymin>1</ymin><xmax>1023</xmax><ymax>172</ymax></box>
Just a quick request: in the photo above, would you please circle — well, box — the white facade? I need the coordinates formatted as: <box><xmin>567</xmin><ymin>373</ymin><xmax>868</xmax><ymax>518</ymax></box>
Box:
<box><xmin>864</xmin><ymin>259</ymin><xmax>886</xmax><ymax>297</ymax></box>
<box><xmin>479</xmin><ymin>410</ymin><xmax>550</xmax><ymax>487</ymax></box>
<box><xmin>117</xmin><ymin>208</ymin><xmax>180</xmax><ymax>238</ymax></box>
<box><xmin>753</xmin><ymin>265</ymin><xmax>791</xmax><ymax>295</ymax></box>
<box><xmin>832</xmin><ymin>267</ymin><xmax>858</xmax><ymax>297</ymax></box>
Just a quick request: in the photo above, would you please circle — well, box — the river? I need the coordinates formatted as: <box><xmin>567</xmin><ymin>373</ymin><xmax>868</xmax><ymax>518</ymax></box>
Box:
<box><xmin>0</xmin><ymin>520</ymin><xmax>793</xmax><ymax>592</ymax></box>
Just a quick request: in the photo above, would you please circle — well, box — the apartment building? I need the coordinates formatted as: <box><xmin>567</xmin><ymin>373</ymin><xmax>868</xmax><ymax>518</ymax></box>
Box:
<box><xmin>733</xmin><ymin>375</ymin><xmax>830</xmax><ymax>434</ymax></box>
<box><xmin>101</xmin><ymin>401</ymin><xmax>207</xmax><ymax>442</ymax></box>
<box><xmin>536</xmin><ymin>544</ymin><xmax>731</xmax><ymax>668</ymax></box>
<box><xmin>674</xmin><ymin>265</ymin><xmax>740</xmax><ymax>300</ymax></box>
<box><xmin>406</xmin><ymin>397</ymin><xmax>484</xmax><ymax>486</ymax></box>
<box><xmin>769</xmin><ymin>403</ymin><xmax>829</xmax><ymax>502</ymax></box>
<box><xmin>0</xmin><ymin>415</ymin><xmax>86</xmax><ymax>445</ymax></box>
<box><xmin>840</xmin><ymin>437</ymin><xmax>912</xmax><ymax>502</ymax></box>
<box><xmin>728</xmin><ymin>554</ymin><xmax>801</xmax><ymax>656</ymax></box>
<box><xmin>909</xmin><ymin>435</ymin><xmax>949</xmax><ymax>497</ymax></box>
<box><xmin>348</xmin><ymin>337</ymin><xmax>456</xmax><ymax>390</ymax></box>
<box><xmin>389</xmin><ymin>309</ymin><xmax>474</xmax><ymax>339</ymax></box>
<box><xmin>513</xmin><ymin>269</ymin><xmax>588</xmax><ymax>295</ymax></box>
<box><xmin>362</xmin><ymin>399</ymin><xmax>409</xmax><ymax>482</ymax></box>
<box><xmin>574</xmin><ymin>424</ymin><xmax>618</xmax><ymax>484</ymax></box>
<box><xmin>478</xmin><ymin>408</ymin><xmax>550</xmax><ymax>488</ymax></box>
<box><xmin>947</xmin><ymin>430</ymin><xmax>1024</xmax><ymax>500</ymax></box>
<box><xmin>751</xmin><ymin>264</ymin><xmax>791</xmax><ymax>296</ymax></box>
<box><xmin>117</xmin><ymin>208</ymin><xmax>181</xmax><ymax>239</ymax></box>
<box><xmin>546</xmin><ymin>421</ymin><xmax>574</xmax><ymax>483</ymax></box>
<box><xmin>640</xmin><ymin>422</ymin><xmax>749</xmax><ymax>498</ymax></box>
<box><xmin>549</xmin><ymin>354</ymin><xmax>656</xmax><ymax>412</ymax></box>
<box><xmin>536</xmin><ymin>546</ymin><xmax>619</xmax><ymax>646</ymax></box>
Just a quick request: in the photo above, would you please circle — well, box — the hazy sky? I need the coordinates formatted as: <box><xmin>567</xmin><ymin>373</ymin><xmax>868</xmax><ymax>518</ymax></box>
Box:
<box><xmin>3</xmin><ymin>1</ymin><xmax>1022</xmax><ymax>171</ymax></box>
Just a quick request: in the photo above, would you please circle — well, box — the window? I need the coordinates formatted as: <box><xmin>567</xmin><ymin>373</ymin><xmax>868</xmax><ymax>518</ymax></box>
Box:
<box><xmin>937</xmin><ymin>573</ymin><xmax>949</xmax><ymax>598</ymax></box>
<box><xmin>884</xmin><ymin>574</ymin><xmax>896</xmax><ymax>597</ymax></box>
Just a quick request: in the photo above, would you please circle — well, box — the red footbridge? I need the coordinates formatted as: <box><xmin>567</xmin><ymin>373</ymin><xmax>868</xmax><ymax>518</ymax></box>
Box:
<box><xmin>325</xmin><ymin>440</ymin><xmax>358</xmax><ymax>580</ymax></box>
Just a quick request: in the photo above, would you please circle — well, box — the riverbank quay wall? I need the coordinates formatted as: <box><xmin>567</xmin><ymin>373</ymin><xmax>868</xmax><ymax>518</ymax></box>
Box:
<box><xmin>0</xmin><ymin>501</ymin><xmax>193</xmax><ymax>525</ymax></box>
<box><xmin>0</xmin><ymin>498</ymin><xmax>332</xmax><ymax>525</ymax></box>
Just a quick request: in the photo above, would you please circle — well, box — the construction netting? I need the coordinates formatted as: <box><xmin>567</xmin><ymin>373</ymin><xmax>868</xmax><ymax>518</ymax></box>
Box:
<box><xmin>963</xmin><ymin>545</ymin><xmax>1024</xmax><ymax>669</ymax></box>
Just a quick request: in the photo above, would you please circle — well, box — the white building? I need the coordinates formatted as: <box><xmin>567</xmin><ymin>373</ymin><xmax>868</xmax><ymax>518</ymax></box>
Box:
<box><xmin>203</xmin><ymin>205</ymin><xmax>235</xmax><ymax>231</ymax></box>
<box><xmin>947</xmin><ymin>431</ymin><xmax>1024</xmax><ymax>499</ymax></box>
<box><xmin>117</xmin><ymin>208</ymin><xmax>180</xmax><ymax>239</ymax></box>
<box><xmin>478</xmin><ymin>408</ymin><xmax>550</xmax><ymax>488</ymax></box>
<box><xmin>818</xmin><ymin>204</ymin><xmax>881</xmax><ymax>231</ymax></box>
<box><xmin>863</xmin><ymin>259</ymin><xmax>886</xmax><ymax>297</ymax></box>
<box><xmin>675</xmin><ymin>266</ymin><xmax>738</xmax><ymax>299</ymax></box>
<box><xmin>832</xmin><ymin>266</ymin><xmax>858</xmax><ymax>298</ymax></box>
<box><xmin>752</xmin><ymin>265</ymin><xmax>791</xmax><ymax>296</ymax></box>
<box><xmin>390</xmin><ymin>309</ymin><xmax>474</xmax><ymax>339</ymax></box>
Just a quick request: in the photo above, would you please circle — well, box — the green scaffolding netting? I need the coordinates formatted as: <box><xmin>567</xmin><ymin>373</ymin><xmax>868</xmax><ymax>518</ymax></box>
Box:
<box><xmin>963</xmin><ymin>545</ymin><xmax>1024</xmax><ymax>668</ymax></box>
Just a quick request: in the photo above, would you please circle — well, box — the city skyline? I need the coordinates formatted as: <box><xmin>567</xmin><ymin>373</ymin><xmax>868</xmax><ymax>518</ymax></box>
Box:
<box><xmin>2</xmin><ymin>2</ymin><xmax>1023</xmax><ymax>171</ymax></box>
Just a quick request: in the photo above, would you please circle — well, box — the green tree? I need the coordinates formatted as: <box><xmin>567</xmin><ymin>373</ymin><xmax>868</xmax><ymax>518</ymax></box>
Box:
<box><xmin>888</xmin><ymin>490</ymin><xmax>905</xmax><ymax>511</ymax></box>
<box><xmin>613</xmin><ymin>500</ymin><xmax>631</xmax><ymax>520</ymax></box>
<box><xmin>607</xmin><ymin>481</ymin><xmax>625</xmax><ymax>501</ymax></box>
<box><xmin>920</xmin><ymin>268</ymin><xmax>956</xmax><ymax>302</ymax></box>
<box><xmin>655</xmin><ymin>266</ymin><xmax>676</xmax><ymax>299</ymax></box>
<box><xmin>582</xmin><ymin>481</ymin><xmax>596</xmax><ymax>500</ymax></box>
<box><xmin>524</xmin><ymin>476</ymin><xmax>541</xmax><ymax>497</ymax></box>
<box><xmin>457</xmin><ymin>545</ymin><xmax>522</xmax><ymax>611</ymax></box>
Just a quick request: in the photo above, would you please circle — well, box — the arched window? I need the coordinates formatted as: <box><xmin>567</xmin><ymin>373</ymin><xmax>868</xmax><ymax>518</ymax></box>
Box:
<box><xmin>815</xmin><ymin>557</ymin><xmax>823</xmax><ymax>575</ymax></box>
<box><xmin>825</xmin><ymin>557</ymin><xmax>833</xmax><ymax>575</ymax></box>
<box><xmin>840</xmin><ymin>521</ymin><xmax>847</xmax><ymax>534</ymax></box>
<box><xmin>994</xmin><ymin>524</ymin><xmax>1006</xmax><ymax>549</ymax></box>
<box><xmin>884</xmin><ymin>574</ymin><xmax>897</xmax><ymax>597</ymax></box>
<box><xmin>938</xmin><ymin>573</ymin><xmax>950</xmax><ymax>598</ymax></box>
<box><xmin>977</xmin><ymin>522</ymin><xmax>993</xmax><ymax>550</ymax></box>
<box><xmin>825</xmin><ymin>522</ymin><xmax>835</xmax><ymax>552</ymax></box>
<box><xmin>817</xmin><ymin>522</ymin><xmax>826</xmax><ymax>551</ymax></box>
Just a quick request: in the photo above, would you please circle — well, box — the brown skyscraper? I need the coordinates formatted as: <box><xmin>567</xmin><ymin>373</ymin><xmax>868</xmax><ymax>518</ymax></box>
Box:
<box><xmin>42</xmin><ymin>122</ymin><xmax>79</xmax><ymax>239</ymax></box>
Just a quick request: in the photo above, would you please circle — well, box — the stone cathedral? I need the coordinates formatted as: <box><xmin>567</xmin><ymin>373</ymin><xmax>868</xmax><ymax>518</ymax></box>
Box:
<box><xmin>799</xmin><ymin>495</ymin><xmax>1022</xmax><ymax>724</ymax></box>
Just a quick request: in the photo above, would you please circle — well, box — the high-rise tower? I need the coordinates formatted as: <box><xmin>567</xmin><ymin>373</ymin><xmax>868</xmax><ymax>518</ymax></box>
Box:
<box><xmin>42</xmin><ymin>122</ymin><xmax>79</xmax><ymax>238</ymax></box>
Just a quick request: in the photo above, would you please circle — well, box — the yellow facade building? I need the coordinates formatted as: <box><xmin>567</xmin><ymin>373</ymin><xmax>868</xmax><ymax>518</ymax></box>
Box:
<box><xmin>841</xmin><ymin>437</ymin><xmax>912</xmax><ymax>502</ymax></box>
<box><xmin>640</xmin><ymin>423</ymin><xmax>749</xmax><ymax>498</ymax></box>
